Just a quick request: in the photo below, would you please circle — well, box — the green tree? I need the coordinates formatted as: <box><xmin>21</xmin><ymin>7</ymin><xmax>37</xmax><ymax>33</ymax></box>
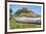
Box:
<box><xmin>9</xmin><ymin>8</ymin><xmax>13</xmax><ymax>21</ymax></box>
<box><xmin>10</xmin><ymin>8</ymin><xmax>13</xmax><ymax>13</ymax></box>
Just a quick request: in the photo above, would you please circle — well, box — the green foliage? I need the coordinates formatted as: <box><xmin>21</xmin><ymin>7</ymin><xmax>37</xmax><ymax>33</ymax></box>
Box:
<box><xmin>10</xmin><ymin>22</ymin><xmax>41</xmax><ymax>29</ymax></box>
<box><xmin>10</xmin><ymin>19</ymin><xmax>41</xmax><ymax>29</ymax></box>
<box><xmin>10</xmin><ymin>8</ymin><xmax>13</xmax><ymax>13</ymax></box>
<box><xmin>9</xmin><ymin>8</ymin><xmax>13</xmax><ymax>21</ymax></box>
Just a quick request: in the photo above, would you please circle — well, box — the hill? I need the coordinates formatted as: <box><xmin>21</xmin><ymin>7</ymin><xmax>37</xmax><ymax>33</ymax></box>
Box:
<box><xmin>14</xmin><ymin>7</ymin><xmax>40</xmax><ymax>18</ymax></box>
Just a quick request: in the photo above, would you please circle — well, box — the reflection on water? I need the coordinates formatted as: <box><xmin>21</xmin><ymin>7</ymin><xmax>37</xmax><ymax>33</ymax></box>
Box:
<box><xmin>15</xmin><ymin>17</ymin><xmax>41</xmax><ymax>21</ymax></box>
<box><xmin>15</xmin><ymin>17</ymin><xmax>41</xmax><ymax>25</ymax></box>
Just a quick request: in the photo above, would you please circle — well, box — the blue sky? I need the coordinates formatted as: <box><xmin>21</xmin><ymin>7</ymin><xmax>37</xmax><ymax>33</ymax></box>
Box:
<box><xmin>9</xmin><ymin>4</ymin><xmax>41</xmax><ymax>15</ymax></box>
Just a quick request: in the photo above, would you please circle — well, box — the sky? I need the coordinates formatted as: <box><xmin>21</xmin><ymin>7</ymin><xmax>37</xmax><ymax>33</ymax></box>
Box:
<box><xmin>9</xmin><ymin>4</ymin><xmax>41</xmax><ymax>15</ymax></box>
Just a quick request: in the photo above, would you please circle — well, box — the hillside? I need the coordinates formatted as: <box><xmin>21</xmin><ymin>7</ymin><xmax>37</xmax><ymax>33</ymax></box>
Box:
<box><xmin>14</xmin><ymin>7</ymin><xmax>40</xmax><ymax>18</ymax></box>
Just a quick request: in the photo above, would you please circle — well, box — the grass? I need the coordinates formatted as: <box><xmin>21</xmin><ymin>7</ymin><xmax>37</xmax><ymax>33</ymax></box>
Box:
<box><xmin>10</xmin><ymin>19</ymin><xmax>41</xmax><ymax>29</ymax></box>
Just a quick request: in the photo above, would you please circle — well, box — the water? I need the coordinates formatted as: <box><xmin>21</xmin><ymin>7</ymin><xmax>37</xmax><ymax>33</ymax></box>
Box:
<box><xmin>15</xmin><ymin>17</ymin><xmax>41</xmax><ymax>22</ymax></box>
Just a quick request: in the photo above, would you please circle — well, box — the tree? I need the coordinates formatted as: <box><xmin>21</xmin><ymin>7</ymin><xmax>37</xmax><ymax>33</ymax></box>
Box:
<box><xmin>9</xmin><ymin>8</ymin><xmax>13</xmax><ymax>21</ymax></box>
<box><xmin>10</xmin><ymin>8</ymin><xmax>13</xmax><ymax>13</ymax></box>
